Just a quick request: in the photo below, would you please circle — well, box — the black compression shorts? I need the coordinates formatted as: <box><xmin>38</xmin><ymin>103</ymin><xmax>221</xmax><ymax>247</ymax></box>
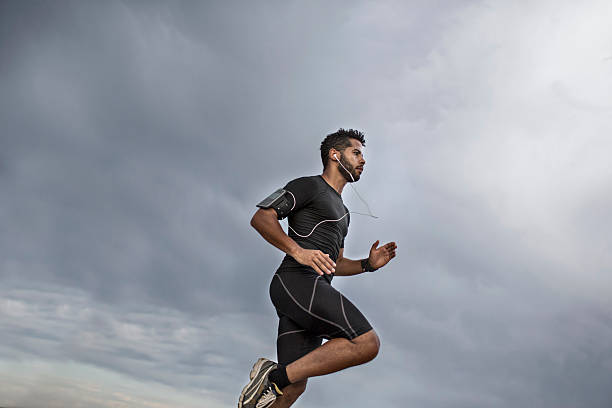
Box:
<box><xmin>269</xmin><ymin>269</ymin><xmax>373</xmax><ymax>366</ymax></box>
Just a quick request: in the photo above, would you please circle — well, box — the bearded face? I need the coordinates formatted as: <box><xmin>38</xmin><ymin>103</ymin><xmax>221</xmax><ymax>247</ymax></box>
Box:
<box><xmin>338</xmin><ymin>152</ymin><xmax>361</xmax><ymax>182</ymax></box>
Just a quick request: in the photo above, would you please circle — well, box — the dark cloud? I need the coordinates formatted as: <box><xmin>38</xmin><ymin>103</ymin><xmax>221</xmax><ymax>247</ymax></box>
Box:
<box><xmin>1</xmin><ymin>1</ymin><xmax>612</xmax><ymax>407</ymax></box>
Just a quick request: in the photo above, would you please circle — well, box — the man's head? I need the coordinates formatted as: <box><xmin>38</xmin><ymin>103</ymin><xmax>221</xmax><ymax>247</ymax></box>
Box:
<box><xmin>320</xmin><ymin>128</ymin><xmax>366</xmax><ymax>182</ymax></box>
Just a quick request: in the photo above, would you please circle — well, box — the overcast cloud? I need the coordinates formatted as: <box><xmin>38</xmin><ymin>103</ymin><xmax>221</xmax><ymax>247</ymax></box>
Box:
<box><xmin>1</xmin><ymin>1</ymin><xmax>612</xmax><ymax>407</ymax></box>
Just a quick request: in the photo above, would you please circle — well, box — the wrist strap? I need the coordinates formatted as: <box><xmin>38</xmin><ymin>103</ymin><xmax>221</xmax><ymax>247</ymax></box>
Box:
<box><xmin>361</xmin><ymin>258</ymin><xmax>378</xmax><ymax>272</ymax></box>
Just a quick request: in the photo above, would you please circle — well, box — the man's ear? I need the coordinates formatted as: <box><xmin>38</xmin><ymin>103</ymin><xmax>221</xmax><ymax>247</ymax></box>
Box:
<box><xmin>330</xmin><ymin>149</ymin><xmax>339</xmax><ymax>161</ymax></box>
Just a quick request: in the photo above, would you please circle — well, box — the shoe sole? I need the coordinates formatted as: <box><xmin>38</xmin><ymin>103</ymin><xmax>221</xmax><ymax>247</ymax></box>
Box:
<box><xmin>238</xmin><ymin>358</ymin><xmax>276</xmax><ymax>408</ymax></box>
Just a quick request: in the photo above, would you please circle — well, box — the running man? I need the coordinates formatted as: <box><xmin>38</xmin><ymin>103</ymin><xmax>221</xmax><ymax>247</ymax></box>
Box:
<box><xmin>238</xmin><ymin>129</ymin><xmax>397</xmax><ymax>408</ymax></box>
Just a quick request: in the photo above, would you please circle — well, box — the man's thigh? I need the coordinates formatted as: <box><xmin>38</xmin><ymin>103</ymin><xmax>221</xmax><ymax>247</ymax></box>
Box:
<box><xmin>276</xmin><ymin>315</ymin><xmax>323</xmax><ymax>366</ymax></box>
<box><xmin>272</xmin><ymin>272</ymin><xmax>372</xmax><ymax>343</ymax></box>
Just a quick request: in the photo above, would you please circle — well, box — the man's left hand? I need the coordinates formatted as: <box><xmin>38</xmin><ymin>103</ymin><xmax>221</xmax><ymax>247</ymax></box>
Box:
<box><xmin>369</xmin><ymin>240</ymin><xmax>397</xmax><ymax>270</ymax></box>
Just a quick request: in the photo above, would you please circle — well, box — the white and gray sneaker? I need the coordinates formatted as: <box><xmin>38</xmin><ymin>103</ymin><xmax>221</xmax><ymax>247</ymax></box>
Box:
<box><xmin>238</xmin><ymin>358</ymin><xmax>283</xmax><ymax>408</ymax></box>
<box><xmin>255</xmin><ymin>382</ymin><xmax>283</xmax><ymax>408</ymax></box>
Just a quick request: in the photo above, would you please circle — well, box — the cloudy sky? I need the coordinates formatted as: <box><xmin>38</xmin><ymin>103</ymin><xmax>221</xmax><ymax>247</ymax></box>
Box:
<box><xmin>2</xmin><ymin>1</ymin><xmax>612</xmax><ymax>407</ymax></box>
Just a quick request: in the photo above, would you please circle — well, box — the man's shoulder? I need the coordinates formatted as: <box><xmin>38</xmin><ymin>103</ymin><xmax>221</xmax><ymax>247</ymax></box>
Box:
<box><xmin>290</xmin><ymin>174</ymin><xmax>321</xmax><ymax>182</ymax></box>
<box><xmin>285</xmin><ymin>175</ymin><xmax>323</xmax><ymax>188</ymax></box>
<box><xmin>284</xmin><ymin>175</ymin><xmax>325</xmax><ymax>200</ymax></box>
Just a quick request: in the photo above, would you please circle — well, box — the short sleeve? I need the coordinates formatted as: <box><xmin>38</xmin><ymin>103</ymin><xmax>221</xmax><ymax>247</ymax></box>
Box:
<box><xmin>280</xmin><ymin>177</ymin><xmax>319</xmax><ymax>220</ymax></box>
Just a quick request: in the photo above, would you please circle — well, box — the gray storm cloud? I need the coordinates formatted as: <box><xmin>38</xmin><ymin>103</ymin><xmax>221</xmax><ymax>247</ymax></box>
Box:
<box><xmin>1</xmin><ymin>1</ymin><xmax>612</xmax><ymax>407</ymax></box>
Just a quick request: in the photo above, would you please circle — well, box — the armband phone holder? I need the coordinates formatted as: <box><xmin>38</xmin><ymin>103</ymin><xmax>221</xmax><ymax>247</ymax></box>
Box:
<box><xmin>256</xmin><ymin>188</ymin><xmax>294</xmax><ymax>219</ymax></box>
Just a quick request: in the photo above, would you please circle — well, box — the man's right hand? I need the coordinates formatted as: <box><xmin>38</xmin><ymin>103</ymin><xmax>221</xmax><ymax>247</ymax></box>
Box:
<box><xmin>292</xmin><ymin>248</ymin><xmax>336</xmax><ymax>275</ymax></box>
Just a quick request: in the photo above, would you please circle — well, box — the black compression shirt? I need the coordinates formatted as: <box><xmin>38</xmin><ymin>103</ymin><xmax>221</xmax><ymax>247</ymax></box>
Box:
<box><xmin>276</xmin><ymin>175</ymin><xmax>350</xmax><ymax>278</ymax></box>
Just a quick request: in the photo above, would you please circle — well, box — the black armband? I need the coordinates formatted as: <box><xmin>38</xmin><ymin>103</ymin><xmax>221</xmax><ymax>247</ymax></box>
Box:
<box><xmin>361</xmin><ymin>258</ymin><xmax>378</xmax><ymax>272</ymax></box>
<box><xmin>256</xmin><ymin>188</ymin><xmax>295</xmax><ymax>219</ymax></box>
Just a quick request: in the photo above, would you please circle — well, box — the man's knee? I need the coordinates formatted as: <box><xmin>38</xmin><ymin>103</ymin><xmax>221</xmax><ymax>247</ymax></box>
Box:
<box><xmin>354</xmin><ymin>329</ymin><xmax>380</xmax><ymax>361</ymax></box>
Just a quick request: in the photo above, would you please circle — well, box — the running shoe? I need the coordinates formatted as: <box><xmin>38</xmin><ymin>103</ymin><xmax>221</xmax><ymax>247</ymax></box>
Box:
<box><xmin>255</xmin><ymin>382</ymin><xmax>283</xmax><ymax>408</ymax></box>
<box><xmin>238</xmin><ymin>358</ymin><xmax>283</xmax><ymax>408</ymax></box>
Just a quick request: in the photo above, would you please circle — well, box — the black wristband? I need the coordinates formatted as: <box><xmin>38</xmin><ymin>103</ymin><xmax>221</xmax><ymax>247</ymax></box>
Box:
<box><xmin>361</xmin><ymin>258</ymin><xmax>378</xmax><ymax>272</ymax></box>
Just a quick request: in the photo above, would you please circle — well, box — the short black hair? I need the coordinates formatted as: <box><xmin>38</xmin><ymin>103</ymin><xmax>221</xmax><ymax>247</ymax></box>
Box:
<box><xmin>320</xmin><ymin>128</ymin><xmax>366</xmax><ymax>169</ymax></box>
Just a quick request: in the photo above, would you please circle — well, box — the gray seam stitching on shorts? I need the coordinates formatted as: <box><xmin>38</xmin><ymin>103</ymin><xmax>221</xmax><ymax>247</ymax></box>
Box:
<box><xmin>340</xmin><ymin>294</ymin><xmax>357</xmax><ymax>338</ymax></box>
<box><xmin>274</xmin><ymin>274</ymin><xmax>351</xmax><ymax>338</ymax></box>
<box><xmin>277</xmin><ymin>329</ymin><xmax>306</xmax><ymax>339</ymax></box>
<box><xmin>308</xmin><ymin>275</ymin><xmax>321</xmax><ymax>312</ymax></box>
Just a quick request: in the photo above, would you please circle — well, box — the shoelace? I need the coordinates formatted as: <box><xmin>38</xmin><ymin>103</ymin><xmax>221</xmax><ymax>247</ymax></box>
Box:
<box><xmin>255</xmin><ymin>385</ymin><xmax>278</xmax><ymax>408</ymax></box>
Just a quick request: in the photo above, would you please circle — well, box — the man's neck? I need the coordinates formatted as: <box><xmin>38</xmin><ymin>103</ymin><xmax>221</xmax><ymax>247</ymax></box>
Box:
<box><xmin>321</xmin><ymin>169</ymin><xmax>348</xmax><ymax>195</ymax></box>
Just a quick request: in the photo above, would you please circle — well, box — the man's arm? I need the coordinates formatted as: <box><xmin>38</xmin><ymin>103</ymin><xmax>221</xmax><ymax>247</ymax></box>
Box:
<box><xmin>250</xmin><ymin>208</ymin><xmax>302</xmax><ymax>258</ymax></box>
<box><xmin>250</xmin><ymin>208</ymin><xmax>336</xmax><ymax>276</ymax></box>
<box><xmin>334</xmin><ymin>241</ymin><xmax>398</xmax><ymax>276</ymax></box>
<box><xmin>334</xmin><ymin>248</ymin><xmax>367</xmax><ymax>276</ymax></box>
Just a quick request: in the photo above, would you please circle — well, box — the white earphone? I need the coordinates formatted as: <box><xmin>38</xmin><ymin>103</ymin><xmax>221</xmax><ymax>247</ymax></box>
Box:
<box><xmin>334</xmin><ymin>153</ymin><xmax>376</xmax><ymax>218</ymax></box>
<box><xmin>333</xmin><ymin>153</ymin><xmax>354</xmax><ymax>182</ymax></box>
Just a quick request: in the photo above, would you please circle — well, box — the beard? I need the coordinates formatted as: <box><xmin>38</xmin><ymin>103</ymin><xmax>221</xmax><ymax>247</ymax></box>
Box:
<box><xmin>338</xmin><ymin>153</ymin><xmax>361</xmax><ymax>182</ymax></box>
